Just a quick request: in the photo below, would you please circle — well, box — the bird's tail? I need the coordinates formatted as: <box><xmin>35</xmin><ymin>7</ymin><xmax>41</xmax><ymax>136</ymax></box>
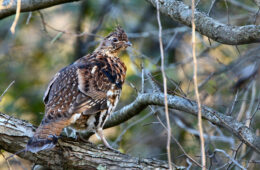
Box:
<box><xmin>26</xmin><ymin>119</ymin><xmax>69</xmax><ymax>153</ymax></box>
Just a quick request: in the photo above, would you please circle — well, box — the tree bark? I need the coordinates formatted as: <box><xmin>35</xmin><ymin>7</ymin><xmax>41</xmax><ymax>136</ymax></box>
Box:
<box><xmin>0</xmin><ymin>113</ymin><xmax>169</xmax><ymax>170</ymax></box>
<box><xmin>106</xmin><ymin>93</ymin><xmax>260</xmax><ymax>154</ymax></box>
<box><xmin>0</xmin><ymin>0</ymin><xmax>79</xmax><ymax>19</ymax></box>
<box><xmin>1</xmin><ymin>0</ymin><xmax>260</xmax><ymax>45</ymax></box>
<box><xmin>1</xmin><ymin>92</ymin><xmax>260</xmax><ymax>168</ymax></box>
<box><xmin>147</xmin><ymin>0</ymin><xmax>260</xmax><ymax>45</ymax></box>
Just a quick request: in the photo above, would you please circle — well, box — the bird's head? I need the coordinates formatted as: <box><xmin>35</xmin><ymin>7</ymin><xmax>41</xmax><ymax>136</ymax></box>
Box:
<box><xmin>96</xmin><ymin>27</ymin><xmax>132</xmax><ymax>56</ymax></box>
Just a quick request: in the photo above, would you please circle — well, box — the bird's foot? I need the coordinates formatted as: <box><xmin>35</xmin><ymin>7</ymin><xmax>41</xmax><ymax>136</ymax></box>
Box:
<box><xmin>77</xmin><ymin>132</ymin><xmax>89</xmax><ymax>143</ymax></box>
<box><xmin>62</xmin><ymin>127</ymin><xmax>78</xmax><ymax>141</ymax></box>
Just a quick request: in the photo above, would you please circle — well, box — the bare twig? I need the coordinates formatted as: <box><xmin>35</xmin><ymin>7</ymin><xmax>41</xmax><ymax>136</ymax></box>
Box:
<box><xmin>236</xmin><ymin>88</ymin><xmax>250</xmax><ymax>121</ymax></box>
<box><xmin>155</xmin><ymin>113</ymin><xmax>202</xmax><ymax>168</ymax></box>
<box><xmin>37</xmin><ymin>11</ymin><xmax>103</xmax><ymax>39</ymax></box>
<box><xmin>156</xmin><ymin>1</ymin><xmax>172</xmax><ymax>169</ymax></box>
<box><xmin>164</xmin><ymin>31</ymin><xmax>177</xmax><ymax>52</ymax></box>
<box><xmin>207</xmin><ymin>0</ymin><xmax>217</xmax><ymax>16</ymax></box>
<box><xmin>228</xmin><ymin>0</ymin><xmax>256</xmax><ymax>13</ymax></box>
<box><xmin>175</xmin><ymin>117</ymin><xmax>235</xmax><ymax>145</ymax></box>
<box><xmin>191</xmin><ymin>0</ymin><xmax>206</xmax><ymax>168</ymax></box>
<box><xmin>112</xmin><ymin>110</ymin><xmax>153</xmax><ymax>148</ymax></box>
<box><xmin>0</xmin><ymin>81</ymin><xmax>15</xmax><ymax>103</ymax></box>
<box><xmin>249</xmin><ymin>94</ymin><xmax>260</xmax><ymax>127</ymax></box>
<box><xmin>227</xmin><ymin>91</ymin><xmax>239</xmax><ymax>116</ymax></box>
<box><xmin>10</xmin><ymin>0</ymin><xmax>21</xmax><ymax>34</ymax></box>
<box><xmin>227</xmin><ymin>142</ymin><xmax>243</xmax><ymax>170</ymax></box>
<box><xmin>254</xmin><ymin>8</ymin><xmax>260</xmax><ymax>25</ymax></box>
<box><xmin>198</xmin><ymin>51</ymin><xmax>260</xmax><ymax>90</ymax></box>
<box><xmin>214</xmin><ymin>149</ymin><xmax>246</xmax><ymax>170</ymax></box>
<box><xmin>245</xmin><ymin>81</ymin><xmax>256</xmax><ymax>127</ymax></box>
<box><xmin>0</xmin><ymin>0</ymin><xmax>14</xmax><ymax>10</ymax></box>
<box><xmin>127</xmin><ymin>27</ymin><xmax>188</xmax><ymax>38</ymax></box>
<box><xmin>26</xmin><ymin>12</ymin><xmax>32</xmax><ymax>24</ymax></box>
<box><xmin>141</xmin><ymin>62</ymin><xmax>145</xmax><ymax>93</ymax></box>
<box><xmin>224</xmin><ymin>0</ymin><xmax>230</xmax><ymax>24</ymax></box>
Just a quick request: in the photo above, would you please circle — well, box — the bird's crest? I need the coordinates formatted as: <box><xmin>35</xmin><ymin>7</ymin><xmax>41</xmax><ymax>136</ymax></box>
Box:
<box><xmin>105</xmin><ymin>26</ymin><xmax>129</xmax><ymax>42</ymax></box>
<box><xmin>95</xmin><ymin>27</ymin><xmax>131</xmax><ymax>55</ymax></box>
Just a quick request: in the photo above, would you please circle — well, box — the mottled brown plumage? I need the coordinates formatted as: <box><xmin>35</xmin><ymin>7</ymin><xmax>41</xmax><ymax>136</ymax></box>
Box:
<box><xmin>26</xmin><ymin>27</ymin><xmax>131</xmax><ymax>153</ymax></box>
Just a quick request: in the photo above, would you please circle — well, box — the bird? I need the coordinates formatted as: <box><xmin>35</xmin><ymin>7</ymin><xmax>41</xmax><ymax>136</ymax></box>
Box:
<box><xmin>26</xmin><ymin>27</ymin><xmax>131</xmax><ymax>153</ymax></box>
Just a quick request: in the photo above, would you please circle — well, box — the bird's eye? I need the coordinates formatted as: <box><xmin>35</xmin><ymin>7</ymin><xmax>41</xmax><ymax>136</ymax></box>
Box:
<box><xmin>112</xmin><ymin>38</ymin><xmax>118</xmax><ymax>42</ymax></box>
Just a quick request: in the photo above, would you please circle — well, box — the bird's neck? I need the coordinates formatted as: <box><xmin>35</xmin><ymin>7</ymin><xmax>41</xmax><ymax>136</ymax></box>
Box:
<box><xmin>94</xmin><ymin>48</ymin><xmax>120</xmax><ymax>58</ymax></box>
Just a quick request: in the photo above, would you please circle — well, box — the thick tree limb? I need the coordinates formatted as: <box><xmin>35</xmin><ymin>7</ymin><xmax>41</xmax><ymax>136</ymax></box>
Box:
<box><xmin>0</xmin><ymin>0</ymin><xmax>79</xmax><ymax>19</ymax></box>
<box><xmin>106</xmin><ymin>93</ymin><xmax>260</xmax><ymax>153</ymax></box>
<box><xmin>1</xmin><ymin>92</ymin><xmax>259</xmax><ymax>168</ymax></box>
<box><xmin>147</xmin><ymin>0</ymin><xmax>260</xmax><ymax>45</ymax></box>
<box><xmin>0</xmin><ymin>113</ymin><xmax>169</xmax><ymax>170</ymax></box>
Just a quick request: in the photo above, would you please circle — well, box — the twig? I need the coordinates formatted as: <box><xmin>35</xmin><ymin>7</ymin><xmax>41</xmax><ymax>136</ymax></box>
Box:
<box><xmin>236</xmin><ymin>88</ymin><xmax>249</xmax><ymax>121</ymax></box>
<box><xmin>141</xmin><ymin>62</ymin><xmax>145</xmax><ymax>93</ymax></box>
<box><xmin>214</xmin><ymin>149</ymin><xmax>246</xmax><ymax>170</ymax></box>
<box><xmin>254</xmin><ymin>8</ymin><xmax>260</xmax><ymax>25</ymax></box>
<box><xmin>175</xmin><ymin>117</ymin><xmax>235</xmax><ymax>145</ymax></box>
<box><xmin>26</xmin><ymin>12</ymin><xmax>32</xmax><ymax>25</ymax></box>
<box><xmin>37</xmin><ymin>11</ymin><xmax>103</xmax><ymax>38</ymax></box>
<box><xmin>235</xmin><ymin>45</ymin><xmax>241</xmax><ymax>56</ymax></box>
<box><xmin>227</xmin><ymin>142</ymin><xmax>243</xmax><ymax>170</ymax></box>
<box><xmin>0</xmin><ymin>80</ymin><xmax>15</xmax><ymax>103</ymax></box>
<box><xmin>227</xmin><ymin>0</ymin><xmax>256</xmax><ymax>13</ymax></box>
<box><xmin>245</xmin><ymin>80</ymin><xmax>256</xmax><ymax>127</ymax></box>
<box><xmin>38</xmin><ymin>11</ymin><xmax>48</xmax><ymax>32</ymax></box>
<box><xmin>112</xmin><ymin>110</ymin><xmax>153</xmax><ymax>148</ymax></box>
<box><xmin>198</xmin><ymin>52</ymin><xmax>260</xmax><ymax>90</ymax></box>
<box><xmin>10</xmin><ymin>0</ymin><xmax>21</xmax><ymax>33</ymax></box>
<box><xmin>156</xmin><ymin>1</ymin><xmax>172</xmax><ymax>169</ymax></box>
<box><xmin>155</xmin><ymin>113</ymin><xmax>202</xmax><ymax>168</ymax></box>
<box><xmin>127</xmin><ymin>27</ymin><xmax>188</xmax><ymax>38</ymax></box>
<box><xmin>195</xmin><ymin>0</ymin><xmax>201</xmax><ymax>7</ymax></box>
<box><xmin>164</xmin><ymin>31</ymin><xmax>177</xmax><ymax>52</ymax></box>
<box><xmin>191</xmin><ymin>0</ymin><xmax>206</xmax><ymax>169</ymax></box>
<box><xmin>249</xmin><ymin>94</ymin><xmax>260</xmax><ymax>127</ymax></box>
<box><xmin>224</xmin><ymin>0</ymin><xmax>230</xmax><ymax>24</ymax></box>
<box><xmin>207</xmin><ymin>0</ymin><xmax>217</xmax><ymax>16</ymax></box>
<box><xmin>239</xmin><ymin>81</ymin><xmax>256</xmax><ymax>156</ymax></box>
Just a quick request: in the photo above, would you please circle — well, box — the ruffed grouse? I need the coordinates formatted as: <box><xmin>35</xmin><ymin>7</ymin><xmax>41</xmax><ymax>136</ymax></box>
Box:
<box><xmin>26</xmin><ymin>27</ymin><xmax>131</xmax><ymax>153</ymax></box>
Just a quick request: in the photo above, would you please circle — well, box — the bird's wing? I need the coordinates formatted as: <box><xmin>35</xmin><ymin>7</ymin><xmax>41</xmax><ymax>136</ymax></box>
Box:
<box><xmin>27</xmin><ymin>53</ymin><xmax>126</xmax><ymax>153</ymax></box>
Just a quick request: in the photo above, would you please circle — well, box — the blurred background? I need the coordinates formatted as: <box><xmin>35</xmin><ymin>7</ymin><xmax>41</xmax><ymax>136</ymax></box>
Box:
<box><xmin>0</xmin><ymin>0</ymin><xmax>260</xmax><ymax>169</ymax></box>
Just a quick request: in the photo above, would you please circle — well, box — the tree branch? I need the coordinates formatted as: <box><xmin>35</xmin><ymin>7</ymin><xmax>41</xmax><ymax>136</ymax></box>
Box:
<box><xmin>1</xmin><ymin>92</ymin><xmax>260</xmax><ymax>168</ymax></box>
<box><xmin>106</xmin><ymin>93</ymin><xmax>260</xmax><ymax>154</ymax></box>
<box><xmin>0</xmin><ymin>113</ymin><xmax>169</xmax><ymax>170</ymax></box>
<box><xmin>0</xmin><ymin>0</ymin><xmax>79</xmax><ymax>19</ymax></box>
<box><xmin>147</xmin><ymin>0</ymin><xmax>260</xmax><ymax>45</ymax></box>
<box><xmin>2</xmin><ymin>0</ymin><xmax>259</xmax><ymax>45</ymax></box>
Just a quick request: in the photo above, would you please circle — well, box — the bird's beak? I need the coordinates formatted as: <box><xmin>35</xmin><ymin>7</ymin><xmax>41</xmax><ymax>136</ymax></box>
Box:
<box><xmin>125</xmin><ymin>41</ymin><xmax>132</xmax><ymax>47</ymax></box>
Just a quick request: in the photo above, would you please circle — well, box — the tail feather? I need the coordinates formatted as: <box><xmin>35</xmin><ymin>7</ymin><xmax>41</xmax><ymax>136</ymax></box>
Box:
<box><xmin>26</xmin><ymin>119</ymin><xmax>69</xmax><ymax>153</ymax></box>
<box><xmin>26</xmin><ymin>135</ymin><xmax>58</xmax><ymax>153</ymax></box>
